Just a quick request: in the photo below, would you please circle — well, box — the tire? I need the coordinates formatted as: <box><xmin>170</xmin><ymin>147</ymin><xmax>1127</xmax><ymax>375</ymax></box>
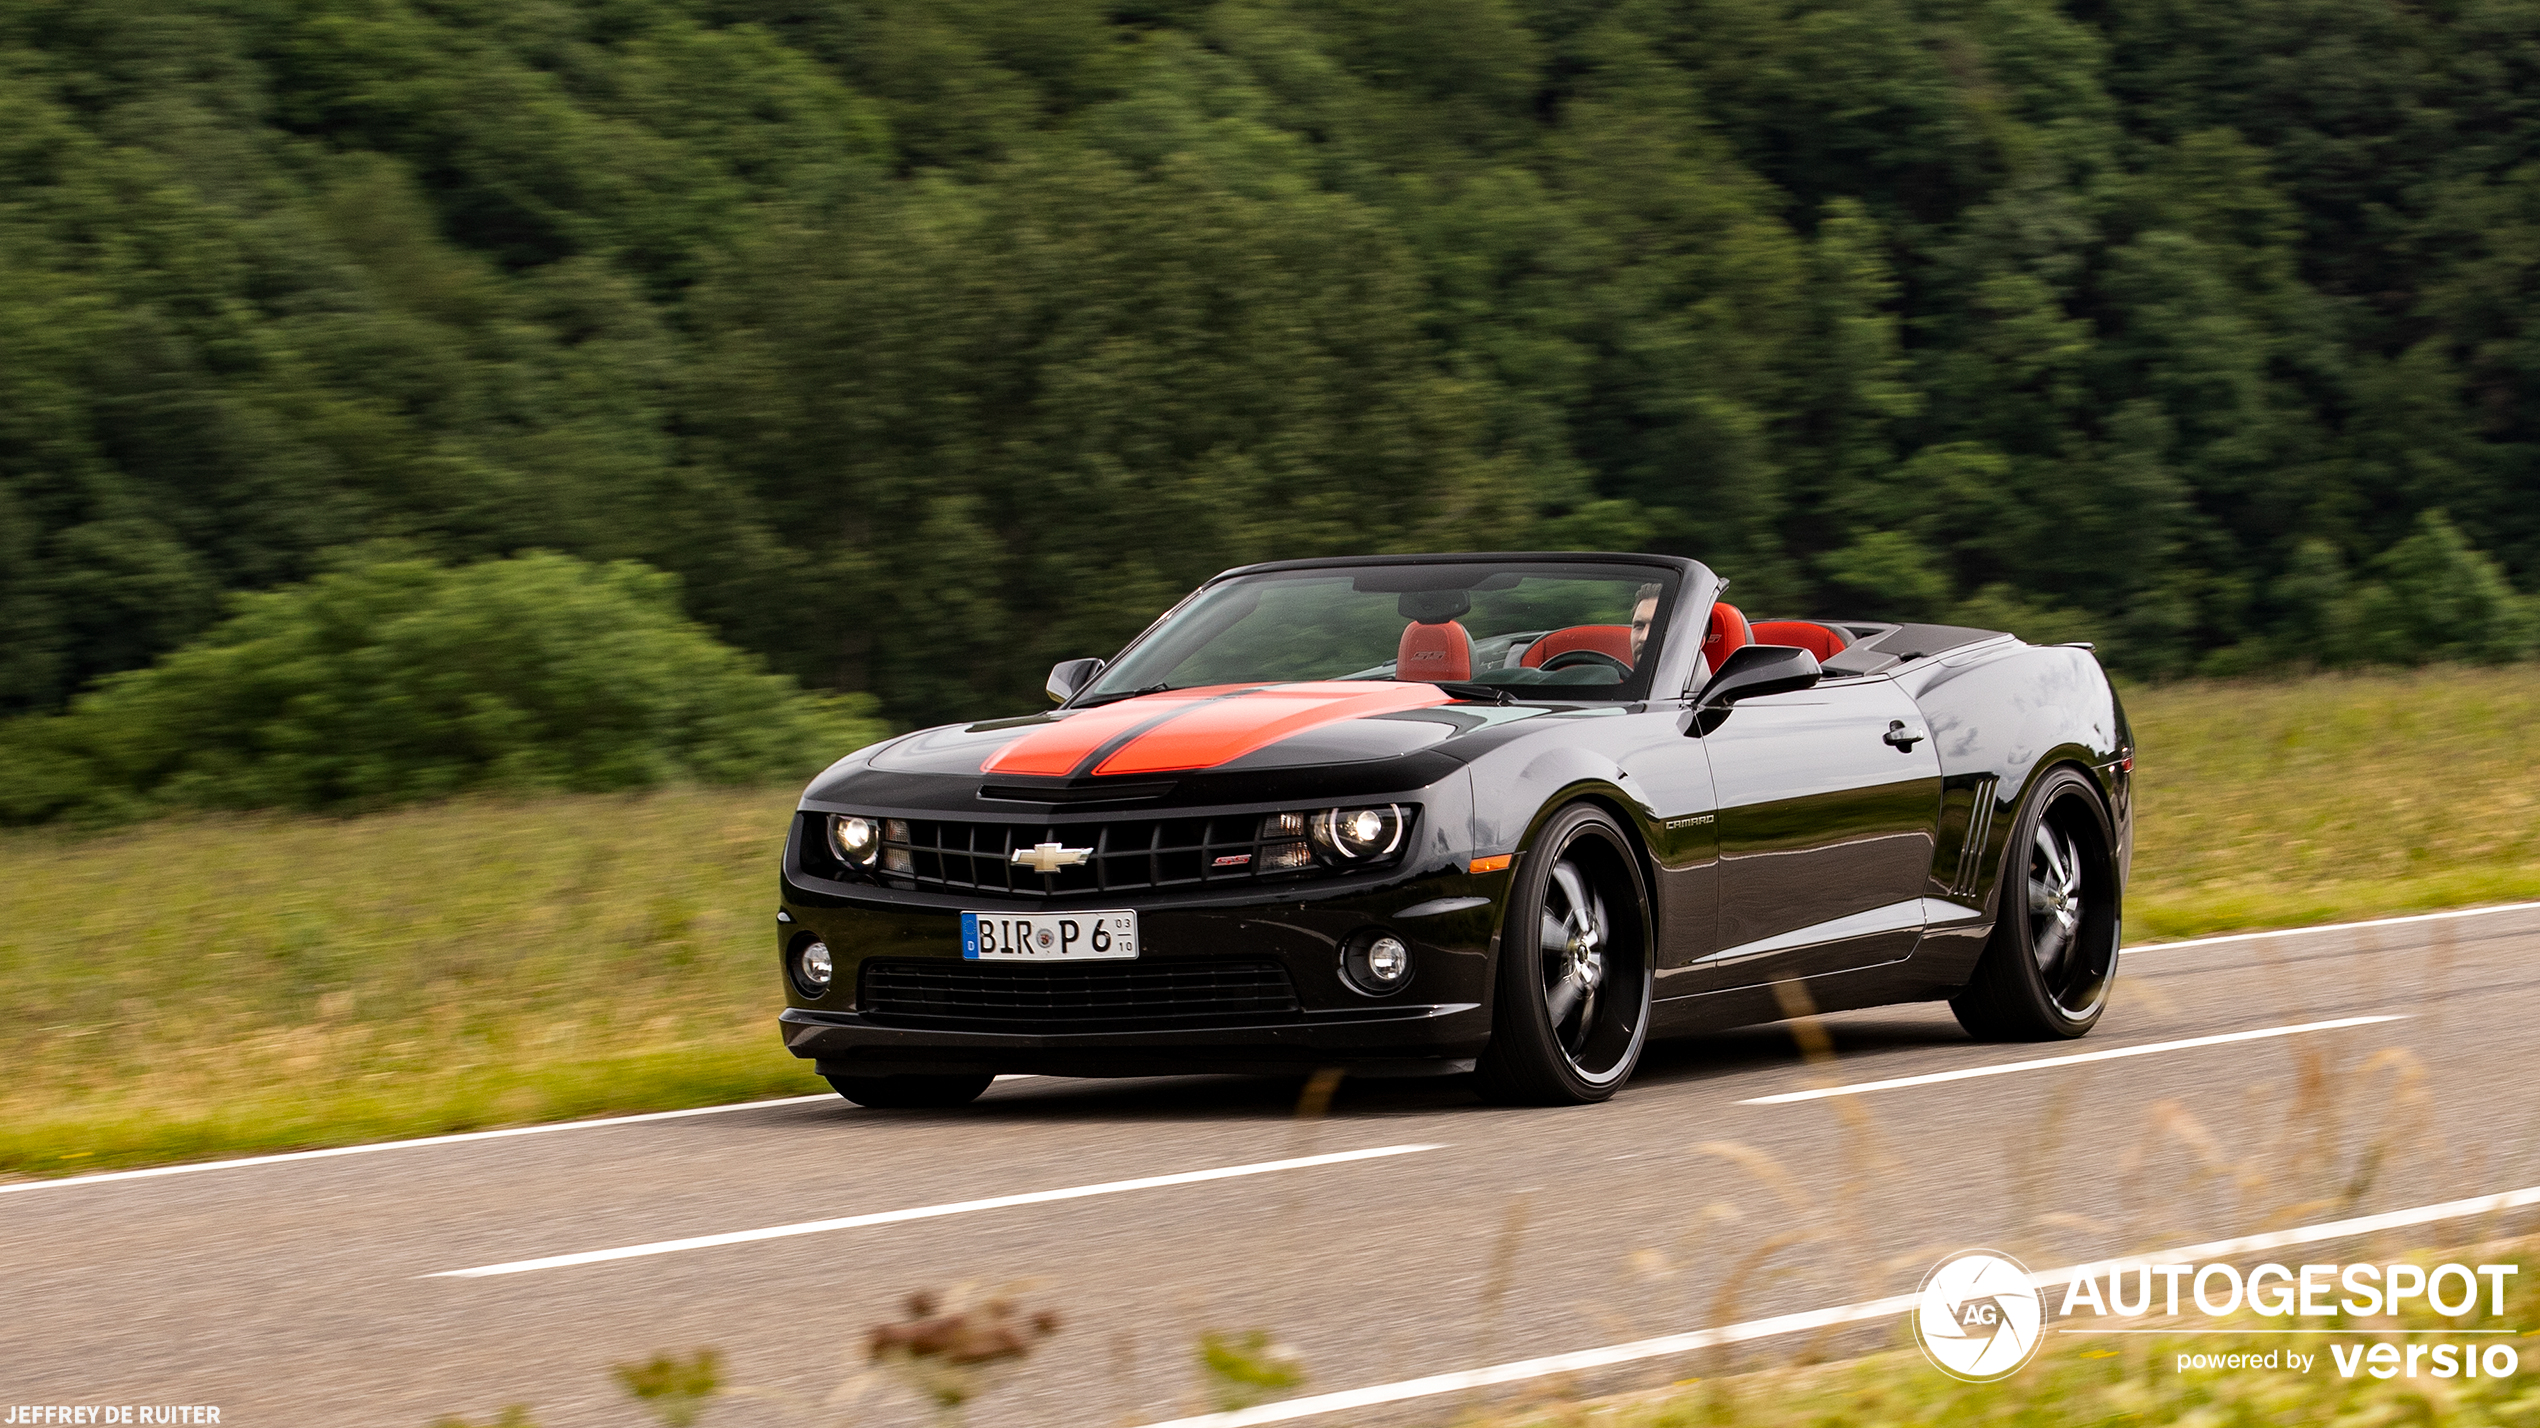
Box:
<box><xmin>825</xmin><ymin>1073</ymin><xmax>996</xmax><ymax>1109</ymax></box>
<box><xmin>1951</xmin><ymin>766</ymin><xmax>2121</xmax><ymax>1041</ymax></box>
<box><xmin>1473</xmin><ymin>803</ymin><xmax>1655</xmax><ymax>1105</ymax></box>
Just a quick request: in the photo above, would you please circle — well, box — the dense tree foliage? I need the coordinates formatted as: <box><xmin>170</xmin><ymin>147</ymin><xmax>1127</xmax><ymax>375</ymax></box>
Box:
<box><xmin>4</xmin><ymin>0</ymin><xmax>2537</xmax><ymax>732</ymax></box>
<box><xmin>0</xmin><ymin>552</ymin><xmax>885</xmax><ymax>822</ymax></box>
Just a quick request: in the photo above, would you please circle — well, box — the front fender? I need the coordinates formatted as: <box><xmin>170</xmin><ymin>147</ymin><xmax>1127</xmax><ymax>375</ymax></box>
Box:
<box><xmin>1465</xmin><ymin>744</ymin><xmax>1655</xmax><ymax>857</ymax></box>
<box><xmin>1461</xmin><ymin>743</ymin><xmax>1673</xmax><ymax>970</ymax></box>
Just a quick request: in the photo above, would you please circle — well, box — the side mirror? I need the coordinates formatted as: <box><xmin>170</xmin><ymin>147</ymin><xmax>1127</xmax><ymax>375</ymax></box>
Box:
<box><xmin>1046</xmin><ymin>657</ymin><xmax>1105</xmax><ymax>704</ymax></box>
<box><xmin>1697</xmin><ymin>644</ymin><xmax>1822</xmax><ymax>707</ymax></box>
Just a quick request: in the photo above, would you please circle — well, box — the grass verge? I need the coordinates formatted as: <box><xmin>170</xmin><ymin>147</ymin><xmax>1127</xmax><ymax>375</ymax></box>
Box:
<box><xmin>0</xmin><ymin>787</ymin><xmax>818</xmax><ymax>1178</ymax></box>
<box><xmin>2125</xmin><ymin>665</ymin><xmax>2540</xmax><ymax>939</ymax></box>
<box><xmin>3</xmin><ymin>663</ymin><xmax>2536</xmax><ymax>1176</ymax></box>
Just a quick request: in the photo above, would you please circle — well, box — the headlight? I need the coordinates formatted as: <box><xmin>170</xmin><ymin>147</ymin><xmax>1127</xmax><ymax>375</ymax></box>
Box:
<box><xmin>1311</xmin><ymin>804</ymin><xmax>1405</xmax><ymax>859</ymax></box>
<box><xmin>1254</xmin><ymin>806</ymin><xmax>1412</xmax><ymax>873</ymax></box>
<box><xmin>830</xmin><ymin>815</ymin><xmax>879</xmax><ymax>865</ymax></box>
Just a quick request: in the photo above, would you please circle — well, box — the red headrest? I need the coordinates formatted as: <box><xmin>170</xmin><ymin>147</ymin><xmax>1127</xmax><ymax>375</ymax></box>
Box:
<box><xmin>1702</xmin><ymin>602</ymin><xmax>1751</xmax><ymax>666</ymax></box>
<box><xmin>1397</xmin><ymin>620</ymin><xmax>1473</xmax><ymax>682</ymax></box>
<box><xmin>1748</xmin><ymin>620</ymin><xmax>1849</xmax><ymax>661</ymax></box>
<box><xmin>1519</xmin><ymin>624</ymin><xmax>1636</xmax><ymax>669</ymax></box>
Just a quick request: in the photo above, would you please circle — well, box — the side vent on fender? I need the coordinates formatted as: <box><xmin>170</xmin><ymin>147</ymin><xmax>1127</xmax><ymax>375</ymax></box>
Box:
<box><xmin>1946</xmin><ymin>775</ymin><xmax>2002</xmax><ymax>899</ymax></box>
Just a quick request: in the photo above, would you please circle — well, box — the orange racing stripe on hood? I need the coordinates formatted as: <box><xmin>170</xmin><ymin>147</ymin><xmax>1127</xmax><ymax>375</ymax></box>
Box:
<box><xmin>978</xmin><ymin>682</ymin><xmax>1456</xmax><ymax>778</ymax></box>
<box><xmin>1090</xmin><ymin>682</ymin><xmax>1451</xmax><ymax>776</ymax></box>
<box><xmin>977</xmin><ymin>684</ymin><xmax>1260</xmax><ymax>777</ymax></box>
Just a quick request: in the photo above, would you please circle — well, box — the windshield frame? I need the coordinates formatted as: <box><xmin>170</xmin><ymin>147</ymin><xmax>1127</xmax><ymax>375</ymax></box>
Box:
<box><xmin>1069</xmin><ymin>552</ymin><xmax>1716</xmax><ymax>707</ymax></box>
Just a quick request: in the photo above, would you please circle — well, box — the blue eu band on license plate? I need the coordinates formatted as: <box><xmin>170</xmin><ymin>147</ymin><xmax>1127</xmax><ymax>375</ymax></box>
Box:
<box><xmin>962</xmin><ymin>910</ymin><xmax>1140</xmax><ymax>961</ymax></box>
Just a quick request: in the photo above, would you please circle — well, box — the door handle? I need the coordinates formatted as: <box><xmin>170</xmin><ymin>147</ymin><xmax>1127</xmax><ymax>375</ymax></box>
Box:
<box><xmin>1883</xmin><ymin>720</ymin><xmax>1925</xmax><ymax>751</ymax></box>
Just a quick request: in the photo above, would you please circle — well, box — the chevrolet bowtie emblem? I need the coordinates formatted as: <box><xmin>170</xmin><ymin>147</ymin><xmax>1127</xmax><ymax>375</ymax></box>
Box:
<box><xmin>1012</xmin><ymin>841</ymin><xmax>1093</xmax><ymax>874</ymax></box>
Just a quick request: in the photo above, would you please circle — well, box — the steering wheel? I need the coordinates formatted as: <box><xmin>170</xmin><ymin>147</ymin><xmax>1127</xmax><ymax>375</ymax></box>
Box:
<box><xmin>1541</xmin><ymin>649</ymin><xmax>1632</xmax><ymax>677</ymax></box>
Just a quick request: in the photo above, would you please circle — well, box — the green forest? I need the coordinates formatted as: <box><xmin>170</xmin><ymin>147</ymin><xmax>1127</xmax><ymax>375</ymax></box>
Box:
<box><xmin>7</xmin><ymin>0</ymin><xmax>2540</xmax><ymax>747</ymax></box>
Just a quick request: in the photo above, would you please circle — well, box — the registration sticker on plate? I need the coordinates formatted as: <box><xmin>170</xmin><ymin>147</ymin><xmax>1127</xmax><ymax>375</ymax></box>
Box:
<box><xmin>962</xmin><ymin>910</ymin><xmax>1139</xmax><ymax>961</ymax></box>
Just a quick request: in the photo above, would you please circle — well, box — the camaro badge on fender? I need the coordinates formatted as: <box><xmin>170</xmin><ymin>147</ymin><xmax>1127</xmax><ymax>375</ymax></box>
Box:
<box><xmin>1012</xmin><ymin>842</ymin><xmax>1094</xmax><ymax>873</ymax></box>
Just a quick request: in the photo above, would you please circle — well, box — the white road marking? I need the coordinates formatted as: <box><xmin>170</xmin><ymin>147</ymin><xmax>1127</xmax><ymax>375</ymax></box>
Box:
<box><xmin>1129</xmin><ymin>1177</ymin><xmax>2540</xmax><ymax>1428</ymax></box>
<box><xmin>426</xmin><ymin>1143</ymin><xmax>1445</xmax><ymax>1278</ymax></box>
<box><xmin>10</xmin><ymin>901</ymin><xmax>2532</xmax><ymax>1198</ymax></box>
<box><xmin>2</xmin><ymin>1080</ymin><xmax>1054</xmax><ymax>1199</ymax></box>
<box><xmin>0</xmin><ymin>1095</ymin><xmax>839</xmax><ymax>1197</ymax></box>
<box><xmin>2121</xmin><ymin>899</ymin><xmax>2540</xmax><ymax>956</ymax></box>
<box><xmin>1739</xmin><ymin>1015</ymin><xmax>2404</xmax><ymax>1105</ymax></box>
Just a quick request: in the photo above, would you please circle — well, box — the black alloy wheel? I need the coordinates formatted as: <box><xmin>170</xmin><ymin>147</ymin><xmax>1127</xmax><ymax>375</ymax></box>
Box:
<box><xmin>1474</xmin><ymin>803</ymin><xmax>1654</xmax><ymax>1104</ymax></box>
<box><xmin>826</xmin><ymin>1073</ymin><xmax>996</xmax><ymax>1109</ymax></box>
<box><xmin>1951</xmin><ymin>766</ymin><xmax>2121</xmax><ymax>1041</ymax></box>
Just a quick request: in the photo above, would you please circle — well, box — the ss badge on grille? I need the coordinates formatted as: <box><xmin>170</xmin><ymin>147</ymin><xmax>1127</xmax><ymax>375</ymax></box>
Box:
<box><xmin>1011</xmin><ymin>841</ymin><xmax>1094</xmax><ymax>874</ymax></box>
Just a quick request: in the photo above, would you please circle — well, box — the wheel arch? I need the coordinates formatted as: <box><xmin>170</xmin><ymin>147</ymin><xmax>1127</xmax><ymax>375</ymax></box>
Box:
<box><xmin>1509</xmin><ymin>776</ymin><xmax>1664</xmax><ymax>960</ymax></box>
<box><xmin>1974</xmin><ymin>751</ymin><xmax>2120</xmax><ymax>927</ymax></box>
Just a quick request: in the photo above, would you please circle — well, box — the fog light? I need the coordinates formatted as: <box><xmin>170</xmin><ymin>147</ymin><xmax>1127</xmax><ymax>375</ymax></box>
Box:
<box><xmin>1340</xmin><ymin>931</ymin><xmax>1413</xmax><ymax>995</ymax></box>
<box><xmin>796</xmin><ymin>939</ymin><xmax>834</xmax><ymax>995</ymax></box>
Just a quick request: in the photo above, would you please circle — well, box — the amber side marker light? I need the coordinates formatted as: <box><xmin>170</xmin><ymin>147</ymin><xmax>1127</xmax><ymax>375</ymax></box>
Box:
<box><xmin>1468</xmin><ymin>854</ymin><xmax>1514</xmax><ymax>874</ymax></box>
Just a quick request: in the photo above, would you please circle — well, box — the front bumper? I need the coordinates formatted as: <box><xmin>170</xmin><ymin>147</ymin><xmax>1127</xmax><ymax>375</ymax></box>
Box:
<box><xmin>779</xmin><ymin>1001</ymin><xmax>1489</xmax><ymax>1078</ymax></box>
<box><xmin>776</xmin><ymin>862</ymin><xmax>1509</xmax><ymax>1078</ymax></box>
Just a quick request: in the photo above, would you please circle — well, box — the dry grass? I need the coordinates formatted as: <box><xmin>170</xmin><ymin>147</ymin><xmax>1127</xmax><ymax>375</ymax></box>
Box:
<box><xmin>1453</xmin><ymin>1269</ymin><xmax>2540</xmax><ymax>1428</ymax></box>
<box><xmin>3</xmin><ymin>663</ymin><xmax>2537</xmax><ymax>1176</ymax></box>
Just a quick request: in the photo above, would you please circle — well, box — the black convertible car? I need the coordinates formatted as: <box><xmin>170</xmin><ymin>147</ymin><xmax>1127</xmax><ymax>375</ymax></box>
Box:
<box><xmin>776</xmin><ymin>553</ymin><xmax>2131</xmax><ymax>1107</ymax></box>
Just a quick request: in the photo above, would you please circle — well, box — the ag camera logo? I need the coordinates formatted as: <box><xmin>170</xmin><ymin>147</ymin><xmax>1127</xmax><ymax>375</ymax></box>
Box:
<box><xmin>1915</xmin><ymin>1250</ymin><xmax>2049</xmax><ymax>1381</ymax></box>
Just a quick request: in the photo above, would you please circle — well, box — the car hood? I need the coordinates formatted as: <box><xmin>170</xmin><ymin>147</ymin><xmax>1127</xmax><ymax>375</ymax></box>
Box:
<box><xmin>866</xmin><ymin>682</ymin><xmax>1554</xmax><ymax>779</ymax></box>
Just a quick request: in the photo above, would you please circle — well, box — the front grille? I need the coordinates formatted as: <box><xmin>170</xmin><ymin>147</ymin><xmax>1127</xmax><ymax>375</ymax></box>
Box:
<box><xmin>859</xmin><ymin>958</ymin><xmax>1302</xmax><ymax>1031</ymax></box>
<box><xmin>877</xmin><ymin>814</ymin><xmax>1332</xmax><ymax>897</ymax></box>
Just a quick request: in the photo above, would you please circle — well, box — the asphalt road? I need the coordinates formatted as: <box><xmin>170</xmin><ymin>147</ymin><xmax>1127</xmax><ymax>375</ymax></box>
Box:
<box><xmin>7</xmin><ymin>905</ymin><xmax>2540</xmax><ymax>1428</ymax></box>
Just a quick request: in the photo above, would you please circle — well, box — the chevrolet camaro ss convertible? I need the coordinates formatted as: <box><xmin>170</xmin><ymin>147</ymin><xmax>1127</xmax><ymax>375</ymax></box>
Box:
<box><xmin>774</xmin><ymin>553</ymin><xmax>2133</xmax><ymax>1107</ymax></box>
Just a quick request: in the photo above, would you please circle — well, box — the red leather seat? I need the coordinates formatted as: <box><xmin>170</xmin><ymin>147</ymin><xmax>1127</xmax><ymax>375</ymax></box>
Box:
<box><xmin>1748</xmin><ymin>620</ymin><xmax>1849</xmax><ymax>661</ymax></box>
<box><xmin>1397</xmin><ymin>619</ymin><xmax>1474</xmax><ymax>682</ymax></box>
<box><xmin>1519</xmin><ymin>624</ymin><xmax>1635</xmax><ymax>669</ymax></box>
<box><xmin>1702</xmin><ymin>601</ymin><xmax>1752</xmax><ymax>667</ymax></box>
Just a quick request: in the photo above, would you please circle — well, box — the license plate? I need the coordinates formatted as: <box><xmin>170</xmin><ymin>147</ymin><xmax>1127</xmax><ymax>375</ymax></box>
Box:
<box><xmin>962</xmin><ymin>910</ymin><xmax>1139</xmax><ymax>961</ymax></box>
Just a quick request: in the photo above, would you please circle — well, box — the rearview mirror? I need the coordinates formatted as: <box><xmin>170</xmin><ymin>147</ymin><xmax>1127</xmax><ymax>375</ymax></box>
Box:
<box><xmin>1697</xmin><ymin>644</ymin><xmax>1822</xmax><ymax>707</ymax></box>
<box><xmin>1046</xmin><ymin>657</ymin><xmax>1105</xmax><ymax>704</ymax></box>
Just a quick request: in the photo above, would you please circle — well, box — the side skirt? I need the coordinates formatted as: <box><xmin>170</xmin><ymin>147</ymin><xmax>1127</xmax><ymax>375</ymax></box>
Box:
<box><xmin>1649</xmin><ymin>957</ymin><xmax>1971</xmax><ymax>1035</ymax></box>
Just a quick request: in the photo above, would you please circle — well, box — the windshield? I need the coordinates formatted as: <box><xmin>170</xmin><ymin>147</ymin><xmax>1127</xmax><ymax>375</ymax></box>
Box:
<box><xmin>1078</xmin><ymin>561</ymin><xmax>1680</xmax><ymax>703</ymax></box>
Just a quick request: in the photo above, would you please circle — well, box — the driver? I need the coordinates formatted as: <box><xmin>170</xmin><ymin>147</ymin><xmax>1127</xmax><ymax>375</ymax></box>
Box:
<box><xmin>1629</xmin><ymin>582</ymin><xmax>1662</xmax><ymax>662</ymax></box>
